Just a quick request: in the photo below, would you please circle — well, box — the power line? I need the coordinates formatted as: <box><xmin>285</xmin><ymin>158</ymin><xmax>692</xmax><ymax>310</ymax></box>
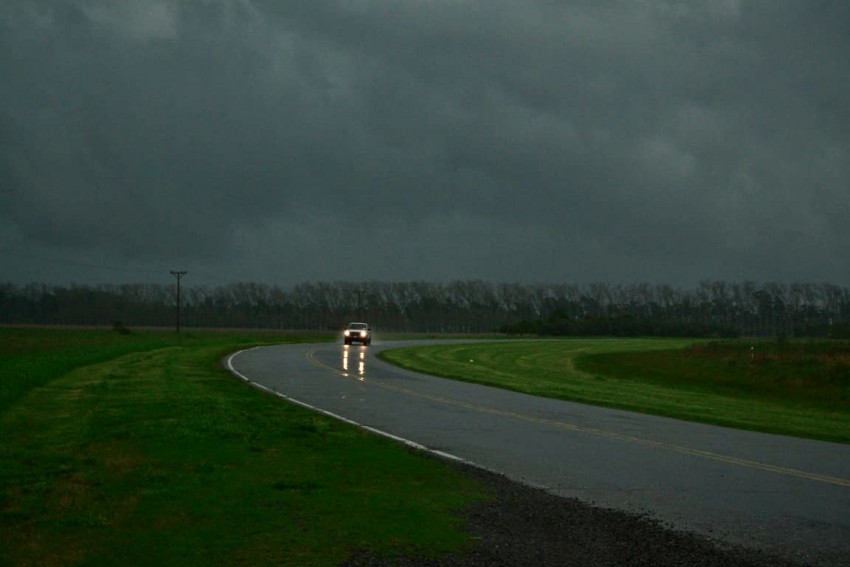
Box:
<box><xmin>0</xmin><ymin>246</ymin><xmax>161</xmax><ymax>276</ymax></box>
<box><xmin>0</xmin><ymin>245</ymin><xmax>234</xmax><ymax>285</ymax></box>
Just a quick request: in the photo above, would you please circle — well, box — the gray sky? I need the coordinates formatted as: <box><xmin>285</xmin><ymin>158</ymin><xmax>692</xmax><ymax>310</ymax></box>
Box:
<box><xmin>2</xmin><ymin>1</ymin><xmax>848</xmax><ymax>288</ymax></box>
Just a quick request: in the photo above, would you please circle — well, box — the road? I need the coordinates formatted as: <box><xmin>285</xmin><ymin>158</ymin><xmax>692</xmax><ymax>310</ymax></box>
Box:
<box><xmin>227</xmin><ymin>340</ymin><xmax>850</xmax><ymax>566</ymax></box>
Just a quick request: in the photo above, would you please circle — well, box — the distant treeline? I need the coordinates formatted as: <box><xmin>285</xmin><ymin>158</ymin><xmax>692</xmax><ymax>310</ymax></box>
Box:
<box><xmin>1</xmin><ymin>280</ymin><xmax>849</xmax><ymax>338</ymax></box>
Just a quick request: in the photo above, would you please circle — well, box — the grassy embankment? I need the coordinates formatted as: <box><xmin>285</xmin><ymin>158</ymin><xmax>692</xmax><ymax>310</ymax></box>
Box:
<box><xmin>0</xmin><ymin>327</ymin><xmax>486</xmax><ymax>566</ymax></box>
<box><xmin>379</xmin><ymin>338</ymin><xmax>850</xmax><ymax>444</ymax></box>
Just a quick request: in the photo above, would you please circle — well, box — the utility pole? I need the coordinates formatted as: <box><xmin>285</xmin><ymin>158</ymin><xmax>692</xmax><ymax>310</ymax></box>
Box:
<box><xmin>170</xmin><ymin>271</ymin><xmax>187</xmax><ymax>333</ymax></box>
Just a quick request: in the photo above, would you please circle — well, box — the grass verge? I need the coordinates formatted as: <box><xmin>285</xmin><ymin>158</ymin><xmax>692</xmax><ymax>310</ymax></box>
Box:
<box><xmin>0</xmin><ymin>327</ymin><xmax>486</xmax><ymax>566</ymax></box>
<box><xmin>379</xmin><ymin>338</ymin><xmax>850</xmax><ymax>444</ymax></box>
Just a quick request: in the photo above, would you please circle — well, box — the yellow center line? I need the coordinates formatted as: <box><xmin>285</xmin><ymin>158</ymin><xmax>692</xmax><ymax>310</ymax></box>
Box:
<box><xmin>306</xmin><ymin>348</ymin><xmax>850</xmax><ymax>488</ymax></box>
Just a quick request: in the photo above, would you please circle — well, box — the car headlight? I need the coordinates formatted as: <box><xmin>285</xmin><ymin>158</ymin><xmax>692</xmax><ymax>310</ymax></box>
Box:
<box><xmin>360</xmin><ymin>331</ymin><xmax>366</xmax><ymax>337</ymax></box>
<box><xmin>344</xmin><ymin>330</ymin><xmax>350</xmax><ymax>336</ymax></box>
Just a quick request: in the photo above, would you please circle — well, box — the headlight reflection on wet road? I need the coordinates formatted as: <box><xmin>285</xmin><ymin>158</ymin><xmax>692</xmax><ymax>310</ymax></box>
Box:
<box><xmin>341</xmin><ymin>345</ymin><xmax>367</xmax><ymax>381</ymax></box>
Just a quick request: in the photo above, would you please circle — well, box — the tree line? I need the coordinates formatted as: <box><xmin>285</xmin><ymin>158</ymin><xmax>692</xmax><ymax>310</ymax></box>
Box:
<box><xmin>1</xmin><ymin>280</ymin><xmax>849</xmax><ymax>338</ymax></box>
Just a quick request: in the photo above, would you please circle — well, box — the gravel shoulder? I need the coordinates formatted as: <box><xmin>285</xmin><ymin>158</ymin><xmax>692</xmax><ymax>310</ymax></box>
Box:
<box><xmin>344</xmin><ymin>459</ymin><xmax>808</xmax><ymax>567</ymax></box>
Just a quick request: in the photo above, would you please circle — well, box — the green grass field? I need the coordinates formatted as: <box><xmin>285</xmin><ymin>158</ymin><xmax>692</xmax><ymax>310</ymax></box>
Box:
<box><xmin>0</xmin><ymin>327</ymin><xmax>486</xmax><ymax>566</ymax></box>
<box><xmin>379</xmin><ymin>338</ymin><xmax>850</xmax><ymax>444</ymax></box>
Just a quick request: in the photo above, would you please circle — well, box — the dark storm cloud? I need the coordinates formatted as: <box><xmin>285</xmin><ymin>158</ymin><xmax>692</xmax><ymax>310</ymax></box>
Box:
<box><xmin>1</xmin><ymin>1</ymin><xmax>848</xmax><ymax>286</ymax></box>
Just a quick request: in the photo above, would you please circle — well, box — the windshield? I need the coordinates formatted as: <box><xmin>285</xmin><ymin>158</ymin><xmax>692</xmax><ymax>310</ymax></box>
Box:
<box><xmin>348</xmin><ymin>323</ymin><xmax>367</xmax><ymax>330</ymax></box>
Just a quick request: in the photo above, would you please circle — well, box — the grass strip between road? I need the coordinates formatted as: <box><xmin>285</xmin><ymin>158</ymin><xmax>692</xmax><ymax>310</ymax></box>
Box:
<box><xmin>0</xmin><ymin>328</ymin><xmax>487</xmax><ymax>566</ymax></box>
<box><xmin>378</xmin><ymin>338</ymin><xmax>850</xmax><ymax>444</ymax></box>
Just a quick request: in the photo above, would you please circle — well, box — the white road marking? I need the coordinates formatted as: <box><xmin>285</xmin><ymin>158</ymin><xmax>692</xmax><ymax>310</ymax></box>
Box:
<box><xmin>225</xmin><ymin>348</ymin><xmax>475</xmax><ymax>466</ymax></box>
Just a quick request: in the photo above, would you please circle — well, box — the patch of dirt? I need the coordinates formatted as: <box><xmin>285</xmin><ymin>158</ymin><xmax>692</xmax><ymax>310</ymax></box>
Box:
<box><xmin>343</xmin><ymin>462</ymin><xmax>807</xmax><ymax>567</ymax></box>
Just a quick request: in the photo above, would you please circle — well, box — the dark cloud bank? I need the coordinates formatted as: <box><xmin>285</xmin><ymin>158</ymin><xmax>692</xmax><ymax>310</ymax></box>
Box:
<box><xmin>2</xmin><ymin>1</ymin><xmax>848</xmax><ymax>287</ymax></box>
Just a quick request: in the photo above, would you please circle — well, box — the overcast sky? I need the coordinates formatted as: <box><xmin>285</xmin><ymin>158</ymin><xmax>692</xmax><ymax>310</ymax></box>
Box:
<box><xmin>2</xmin><ymin>1</ymin><xmax>848</xmax><ymax>288</ymax></box>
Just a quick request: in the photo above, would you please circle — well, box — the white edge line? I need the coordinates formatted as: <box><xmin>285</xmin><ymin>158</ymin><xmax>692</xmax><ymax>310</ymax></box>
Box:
<box><xmin>225</xmin><ymin>348</ymin><xmax>472</xmax><ymax>466</ymax></box>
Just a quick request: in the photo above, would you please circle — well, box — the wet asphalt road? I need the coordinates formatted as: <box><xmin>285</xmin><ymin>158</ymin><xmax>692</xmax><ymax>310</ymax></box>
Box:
<box><xmin>227</xmin><ymin>340</ymin><xmax>850</xmax><ymax>566</ymax></box>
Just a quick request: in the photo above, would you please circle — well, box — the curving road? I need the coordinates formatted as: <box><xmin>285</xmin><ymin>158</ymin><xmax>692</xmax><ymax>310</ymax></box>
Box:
<box><xmin>227</xmin><ymin>339</ymin><xmax>850</xmax><ymax>566</ymax></box>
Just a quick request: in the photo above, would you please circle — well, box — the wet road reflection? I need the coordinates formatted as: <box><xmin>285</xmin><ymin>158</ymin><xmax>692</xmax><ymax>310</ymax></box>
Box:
<box><xmin>341</xmin><ymin>345</ymin><xmax>367</xmax><ymax>381</ymax></box>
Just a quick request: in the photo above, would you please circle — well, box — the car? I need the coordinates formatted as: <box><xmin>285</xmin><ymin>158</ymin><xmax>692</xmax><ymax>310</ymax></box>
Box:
<box><xmin>343</xmin><ymin>322</ymin><xmax>372</xmax><ymax>345</ymax></box>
